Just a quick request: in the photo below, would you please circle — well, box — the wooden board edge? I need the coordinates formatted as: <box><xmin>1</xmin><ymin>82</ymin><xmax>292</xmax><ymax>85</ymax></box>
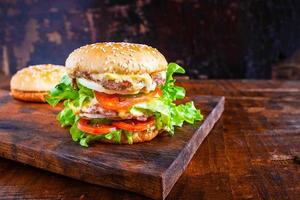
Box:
<box><xmin>161</xmin><ymin>96</ymin><xmax>225</xmax><ymax>200</ymax></box>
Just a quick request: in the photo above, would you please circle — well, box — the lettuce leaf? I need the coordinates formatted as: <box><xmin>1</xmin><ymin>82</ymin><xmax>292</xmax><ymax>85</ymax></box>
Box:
<box><xmin>47</xmin><ymin>75</ymin><xmax>125</xmax><ymax>147</ymax></box>
<box><xmin>46</xmin><ymin>75</ymin><xmax>78</xmax><ymax>106</ymax></box>
<box><xmin>79</xmin><ymin>130</ymin><xmax>122</xmax><ymax>147</ymax></box>
<box><xmin>161</xmin><ymin>63</ymin><xmax>186</xmax><ymax>102</ymax></box>
<box><xmin>78</xmin><ymin>83</ymin><xmax>94</xmax><ymax>107</ymax></box>
<box><xmin>47</xmin><ymin>76</ymin><xmax>94</xmax><ymax>128</ymax></box>
<box><xmin>57</xmin><ymin>100</ymin><xmax>78</xmax><ymax>127</ymax></box>
<box><xmin>131</xmin><ymin>63</ymin><xmax>203</xmax><ymax>134</ymax></box>
<box><xmin>125</xmin><ymin>132</ymin><xmax>133</xmax><ymax>145</ymax></box>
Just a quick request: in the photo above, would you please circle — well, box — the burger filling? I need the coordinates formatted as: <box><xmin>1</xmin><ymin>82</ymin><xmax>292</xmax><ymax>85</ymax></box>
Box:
<box><xmin>46</xmin><ymin>63</ymin><xmax>203</xmax><ymax>147</ymax></box>
<box><xmin>79</xmin><ymin>86</ymin><xmax>162</xmax><ymax>120</ymax></box>
<box><xmin>75</xmin><ymin>71</ymin><xmax>166</xmax><ymax>94</ymax></box>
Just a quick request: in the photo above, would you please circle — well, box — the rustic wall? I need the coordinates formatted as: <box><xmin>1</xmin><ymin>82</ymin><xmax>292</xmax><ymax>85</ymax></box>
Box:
<box><xmin>1</xmin><ymin>0</ymin><xmax>300</xmax><ymax>79</ymax></box>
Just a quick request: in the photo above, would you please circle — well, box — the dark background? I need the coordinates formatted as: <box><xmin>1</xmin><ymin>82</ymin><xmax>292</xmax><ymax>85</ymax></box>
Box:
<box><xmin>1</xmin><ymin>0</ymin><xmax>300</xmax><ymax>79</ymax></box>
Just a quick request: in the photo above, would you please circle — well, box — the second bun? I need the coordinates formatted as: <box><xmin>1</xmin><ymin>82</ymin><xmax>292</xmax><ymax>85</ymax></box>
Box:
<box><xmin>10</xmin><ymin>64</ymin><xmax>66</xmax><ymax>102</ymax></box>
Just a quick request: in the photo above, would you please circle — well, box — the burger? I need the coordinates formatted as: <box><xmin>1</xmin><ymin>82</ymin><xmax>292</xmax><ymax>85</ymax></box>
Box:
<box><xmin>46</xmin><ymin>42</ymin><xmax>202</xmax><ymax>146</ymax></box>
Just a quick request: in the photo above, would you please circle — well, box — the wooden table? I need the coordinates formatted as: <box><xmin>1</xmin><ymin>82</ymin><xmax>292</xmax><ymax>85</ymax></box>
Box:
<box><xmin>0</xmin><ymin>79</ymin><xmax>299</xmax><ymax>200</ymax></box>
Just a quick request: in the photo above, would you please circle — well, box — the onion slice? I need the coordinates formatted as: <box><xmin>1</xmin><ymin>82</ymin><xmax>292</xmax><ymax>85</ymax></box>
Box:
<box><xmin>77</xmin><ymin>78</ymin><xmax>114</xmax><ymax>94</ymax></box>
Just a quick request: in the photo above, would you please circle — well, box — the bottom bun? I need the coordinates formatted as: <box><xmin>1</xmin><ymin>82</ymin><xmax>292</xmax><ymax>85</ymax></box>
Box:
<box><xmin>101</xmin><ymin>129</ymin><xmax>160</xmax><ymax>144</ymax></box>
<box><xmin>11</xmin><ymin>89</ymin><xmax>48</xmax><ymax>103</ymax></box>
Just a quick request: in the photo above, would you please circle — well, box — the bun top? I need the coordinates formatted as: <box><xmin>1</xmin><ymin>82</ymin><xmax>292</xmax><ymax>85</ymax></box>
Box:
<box><xmin>65</xmin><ymin>42</ymin><xmax>168</xmax><ymax>76</ymax></box>
<box><xmin>10</xmin><ymin>64</ymin><xmax>66</xmax><ymax>92</ymax></box>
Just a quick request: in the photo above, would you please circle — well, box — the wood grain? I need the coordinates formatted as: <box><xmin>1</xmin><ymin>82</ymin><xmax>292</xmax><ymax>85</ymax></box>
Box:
<box><xmin>0</xmin><ymin>80</ymin><xmax>299</xmax><ymax>200</ymax></box>
<box><xmin>0</xmin><ymin>90</ymin><xmax>224</xmax><ymax>200</ymax></box>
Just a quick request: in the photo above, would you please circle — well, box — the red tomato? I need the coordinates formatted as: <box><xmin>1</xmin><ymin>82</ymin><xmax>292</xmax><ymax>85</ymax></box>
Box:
<box><xmin>95</xmin><ymin>87</ymin><xmax>162</xmax><ymax>111</ymax></box>
<box><xmin>77</xmin><ymin>118</ymin><xmax>116</xmax><ymax>135</ymax></box>
<box><xmin>112</xmin><ymin>117</ymin><xmax>155</xmax><ymax>132</ymax></box>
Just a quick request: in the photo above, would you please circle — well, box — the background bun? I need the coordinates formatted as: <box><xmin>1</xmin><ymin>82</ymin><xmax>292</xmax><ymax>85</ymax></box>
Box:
<box><xmin>11</xmin><ymin>64</ymin><xmax>66</xmax><ymax>92</ymax></box>
<box><xmin>10</xmin><ymin>64</ymin><xmax>66</xmax><ymax>102</ymax></box>
<box><xmin>10</xmin><ymin>90</ymin><xmax>49</xmax><ymax>103</ymax></box>
<box><xmin>66</xmin><ymin>42</ymin><xmax>168</xmax><ymax>77</ymax></box>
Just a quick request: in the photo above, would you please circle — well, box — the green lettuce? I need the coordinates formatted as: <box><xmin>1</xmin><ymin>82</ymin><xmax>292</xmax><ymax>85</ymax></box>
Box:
<box><xmin>161</xmin><ymin>63</ymin><xmax>186</xmax><ymax>102</ymax></box>
<box><xmin>47</xmin><ymin>76</ymin><xmax>124</xmax><ymax>147</ymax></box>
<box><xmin>47</xmin><ymin>76</ymin><xmax>94</xmax><ymax>127</ymax></box>
<box><xmin>46</xmin><ymin>75</ymin><xmax>78</xmax><ymax>106</ymax></box>
<box><xmin>78</xmin><ymin>129</ymin><xmax>122</xmax><ymax>147</ymax></box>
<box><xmin>46</xmin><ymin>76</ymin><xmax>123</xmax><ymax>147</ymax></box>
<box><xmin>131</xmin><ymin>63</ymin><xmax>203</xmax><ymax>134</ymax></box>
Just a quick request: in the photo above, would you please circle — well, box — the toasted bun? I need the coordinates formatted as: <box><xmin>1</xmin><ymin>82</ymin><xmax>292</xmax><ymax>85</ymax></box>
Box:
<box><xmin>10</xmin><ymin>64</ymin><xmax>66</xmax><ymax>92</ymax></box>
<box><xmin>66</xmin><ymin>42</ymin><xmax>168</xmax><ymax>77</ymax></box>
<box><xmin>100</xmin><ymin>128</ymin><xmax>159</xmax><ymax>144</ymax></box>
<box><xmin>10</xmin><ymin>64</ymin><xmax>66</xmax><ymax>102</ymax></box>
<box><xmin>10</xmin><ymin>89</ymin><xmax>49</xmax><ymax>102</ymax></box>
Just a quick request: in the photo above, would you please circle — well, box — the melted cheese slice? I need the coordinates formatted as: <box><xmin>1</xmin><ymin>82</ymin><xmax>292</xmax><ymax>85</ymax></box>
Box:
<box><xmin>78</xmin><ymin>73</ymin><xmax>157</xmax><ymax>94</ymax></box>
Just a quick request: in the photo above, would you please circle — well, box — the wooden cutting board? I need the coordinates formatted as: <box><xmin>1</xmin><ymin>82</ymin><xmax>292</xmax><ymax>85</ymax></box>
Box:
<box><xmin>0</xmin><ymin>89</ymin><xmax>224</xmax><ymax>200</ymax></box>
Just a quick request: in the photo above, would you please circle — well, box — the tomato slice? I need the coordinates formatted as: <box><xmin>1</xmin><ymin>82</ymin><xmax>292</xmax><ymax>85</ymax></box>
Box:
<box><xmin>112</xmin><ymin>117</ymin><xmax>155</xmax><ymax>132</ymax></box>
<box><xmin>77</xmin><ymin>118</ymin><xmax>116</xmax><ymax>135</ymax></box>
<box><xmin>95</xmin><ymin>87</ymin><xmax>162</xmax><ymax>111</ymax></box>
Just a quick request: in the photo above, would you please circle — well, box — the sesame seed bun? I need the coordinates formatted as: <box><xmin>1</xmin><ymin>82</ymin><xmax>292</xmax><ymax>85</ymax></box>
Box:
<box><xmin>65</xmin><ymin>42</ymin><xmax>168</xmax><ymax>76</ymax></box>
<box><xmin>10</xmin><ymin>64</ymin><xmax>66</xmax><ymax>102</ymax></box>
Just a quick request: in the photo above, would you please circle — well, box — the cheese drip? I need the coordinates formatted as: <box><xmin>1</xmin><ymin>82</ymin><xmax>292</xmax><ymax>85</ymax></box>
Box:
<box><xmin>78</xmin><ymin>73</ymin><xmax>157</xmax><ymax>94</ymax></box>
